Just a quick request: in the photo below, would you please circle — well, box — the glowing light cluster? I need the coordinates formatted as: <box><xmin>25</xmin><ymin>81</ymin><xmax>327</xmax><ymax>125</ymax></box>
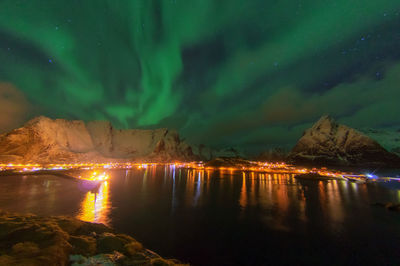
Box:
<box><xmin>78</xmin><ymin>171</ymin><xmax>110</xmax><ymax>182</ymax></box>
<box><xmin>0</xmin><ymin>161</ymin><xmax>395</xmax><ymax>181</ymax></box>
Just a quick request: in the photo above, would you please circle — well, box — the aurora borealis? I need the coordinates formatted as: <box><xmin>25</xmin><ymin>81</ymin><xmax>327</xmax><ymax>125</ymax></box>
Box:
<box><xmin>1</xmin><ymin>0</ymin><xmax>400</xmax><ymax>153</ymax></box>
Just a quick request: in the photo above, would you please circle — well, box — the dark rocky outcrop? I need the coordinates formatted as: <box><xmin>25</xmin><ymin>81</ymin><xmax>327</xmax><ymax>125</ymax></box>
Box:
<box><xmin>373</xmin><ymin>202</ymin><xmax>400</xmax><ymax>212</ymax></box>
<box><xmin>0</xmin><ymin>210</ymin><xmax>187</xmax><ymax>265</ymax></box>
<box><xmin>192</xmin><ymin>145</ymin><xmax>245</xmax><ymax>161</ymax></box>
<box><xmin>255</xmin><ymin>148</ymin><xmax>288</xmax><ymax>162</ymax></box>
<box><xmin>204</xmin><ymin>157</ymin><xmax>252</xmax><ymax>168</ymax></box>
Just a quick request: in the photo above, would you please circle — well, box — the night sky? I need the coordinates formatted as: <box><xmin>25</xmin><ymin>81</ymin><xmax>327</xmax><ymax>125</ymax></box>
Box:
<box><xmin>1</xmin><ymin>0</ymin><xmax>400</xmax><ymax>153</ymax></box>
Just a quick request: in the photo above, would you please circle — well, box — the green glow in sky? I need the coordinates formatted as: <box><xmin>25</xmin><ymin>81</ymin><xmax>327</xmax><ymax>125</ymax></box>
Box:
<box><xmin>0</xmin><ymin>0</ymin><xmax>400</xmax><ymax>152</ymax></box>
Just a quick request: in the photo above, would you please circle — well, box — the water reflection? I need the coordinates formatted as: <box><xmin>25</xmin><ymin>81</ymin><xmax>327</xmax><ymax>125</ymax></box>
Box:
<box><xmin>239</xmin><ymin>172</ymin><xmax>247</xmax><ymax>208</ymax></box>
<box><xmin>235</xmin><ymin>172</ymin><xmax>373</xmax><ymax>233</ymax></box>
<box><xmin>1</xmin><ymin>168</ymin><xmax>400</xmax><ymax>265</ymax></box>
<box><xmin>158</xmin><ymin>168</ymin><xmax>372</xmax><ymax>219</ymax></box>
<box><xmin>69</xmin><ymin>167</ymin><xmax>399</xmax><ymax>239</ymax></box>
<box><xmin>77</xmin><ymin>181</ymin><xmax>110</xmax><ymax>225</ymax></box>
<box><xmin>71</xmin><ymin>168</ymin><xmax>394</xmax><ymax>232</ymax></box>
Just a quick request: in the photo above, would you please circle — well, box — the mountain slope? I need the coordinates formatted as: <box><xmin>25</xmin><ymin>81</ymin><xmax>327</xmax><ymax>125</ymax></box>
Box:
<box><xmin>361</xmin><ymin>128</ymin><xmax>400</xmax><ymax>157</ymax></box>
<box><xmin>289</xmin><ymin>115</ymin><xmax>400</xmax><ymax>166</ymax></box>
<box><xmin>0</xmin><ymin>116</ymin><xmax>194</xmax><ymax>163</ymax></box>
<box><xmin>192</xmin><ymin>145</ymin><xmax>245</xmax><ymax>161</ymax></box>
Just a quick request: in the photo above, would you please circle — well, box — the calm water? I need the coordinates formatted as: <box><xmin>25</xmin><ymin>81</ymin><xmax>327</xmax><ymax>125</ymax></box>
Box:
<box><xmin>1</xmin><ymin>167</ymin><xmax>400</xmax><ymax>265</ymax></box>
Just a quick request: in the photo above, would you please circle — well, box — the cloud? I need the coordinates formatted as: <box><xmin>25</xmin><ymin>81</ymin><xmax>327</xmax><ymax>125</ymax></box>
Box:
<box><xmin>260</xmin><ymin>62</ymin><xmax>400</xmax><ymax>127</ymax></box>
<box><xmin>187</xmin><ymin>62</ymin><xmax>400</xmax><ymax>150</ymax></box>
<box><xmin>0</xmin><ymin>83</ymin><xmax>31</xmax><ymax>133</ymax></box>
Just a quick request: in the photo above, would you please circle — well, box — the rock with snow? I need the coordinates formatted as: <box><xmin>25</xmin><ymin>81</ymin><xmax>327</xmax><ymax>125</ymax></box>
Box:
<box><xmin>0</xmin><ymin>116</ymin><xmax>195</xmax><ymax>163</ymax></box>
<box><xmin>289</xmin><ymin>115</ymin><xmax>400</xmax><ymax>166</ymax></box>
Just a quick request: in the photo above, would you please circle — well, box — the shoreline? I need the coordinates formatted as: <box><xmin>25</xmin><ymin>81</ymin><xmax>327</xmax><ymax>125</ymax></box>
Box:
<box><xmin>0</xmin><ymin>210</ymin><xmax>188</xmax><ymax>265</ymax></box>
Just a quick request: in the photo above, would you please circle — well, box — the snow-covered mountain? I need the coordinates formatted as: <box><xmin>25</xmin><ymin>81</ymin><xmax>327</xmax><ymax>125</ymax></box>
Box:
<box><xmin>289</xmin><ymin>115</ymin><xmax>400</xmax><ymax>166</ymax></box>
<box><xmin>2</xmin><ymin>115</ymin><xmax>398</xmax><ymax>166</ymax></box>
<box><xmin>0</xmin><ymin>116</ymin><xmax>195</xmax><ymax>163</ymax></box>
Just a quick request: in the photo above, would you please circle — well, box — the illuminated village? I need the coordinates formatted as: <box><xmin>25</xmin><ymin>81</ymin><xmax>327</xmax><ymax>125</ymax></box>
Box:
<box><xmin>0</xmin><ymin>160</ymin><xmax>391</xmax><ymax>182</ymax></box>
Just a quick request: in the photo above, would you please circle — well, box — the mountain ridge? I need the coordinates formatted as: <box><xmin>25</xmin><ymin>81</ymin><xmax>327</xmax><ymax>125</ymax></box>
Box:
<box><xmin>0</xmin><ymin>116</ymin><xmax>195</xmax><ymax>163</ymax></box>
<box><xmin>0</xmin><ymin>115</ymin><xmax>399</xmax><ymax>166</ymax></box>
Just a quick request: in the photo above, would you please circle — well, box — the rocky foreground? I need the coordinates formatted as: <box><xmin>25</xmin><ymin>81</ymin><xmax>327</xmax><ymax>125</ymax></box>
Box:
<box><xmin>0</xmin><ymin>210</ymin><xmax>187</xmax><ymax>266</ymax></box>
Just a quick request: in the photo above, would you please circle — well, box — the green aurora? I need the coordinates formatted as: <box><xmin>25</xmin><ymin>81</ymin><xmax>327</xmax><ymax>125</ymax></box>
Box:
<box><xmin>1</xmin><ymin>0</ymin><xmax>400</xmax><ymax>153</ymax></box>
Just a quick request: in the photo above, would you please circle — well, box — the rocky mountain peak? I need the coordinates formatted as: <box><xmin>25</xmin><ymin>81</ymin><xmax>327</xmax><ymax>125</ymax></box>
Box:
<box><xmin>290</xmin><ymin>115</ymin><xmax>400</xmax><ymax>166</ymax></box>
<box><xmin>25</xmin><ymin>115</ymin><xmax>52</xmax><ymax>126</ymax></box>
<box><xmin>310</xmin><ymin>115</ymin><xmax>338</xmax><ymax>134</ymax></box>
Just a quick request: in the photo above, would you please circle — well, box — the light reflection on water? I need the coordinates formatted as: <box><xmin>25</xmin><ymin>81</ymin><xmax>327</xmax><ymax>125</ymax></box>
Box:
<box><xmin>1</xmin><ymin>166</ymin><xmax>400</xmax><ymax>265</ymax></box>
<box><xmin>76</xmin><ymin>181</ymin><xmax>110</xmax><ymax>225</ymax></box>
<box><xmin>71</xmin><ymin>167</ymin><xmax>400</xmax><ymax>233</ymax></box>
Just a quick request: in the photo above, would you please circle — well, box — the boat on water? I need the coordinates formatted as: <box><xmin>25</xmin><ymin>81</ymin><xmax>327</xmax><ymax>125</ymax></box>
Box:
<box><xmin>77</xmin><ymin>171</ymin><xmax>109</xmax><ymax>191</ymax></box>
<box><xmin>342</xmin><ymin>174</ymin><xmax>367</xmax><ymax>183</ymax></box>
<box><xmin>346</xmin><ymin>177</ymin><xmax>366</xmax><ymax>183</ymax></box>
